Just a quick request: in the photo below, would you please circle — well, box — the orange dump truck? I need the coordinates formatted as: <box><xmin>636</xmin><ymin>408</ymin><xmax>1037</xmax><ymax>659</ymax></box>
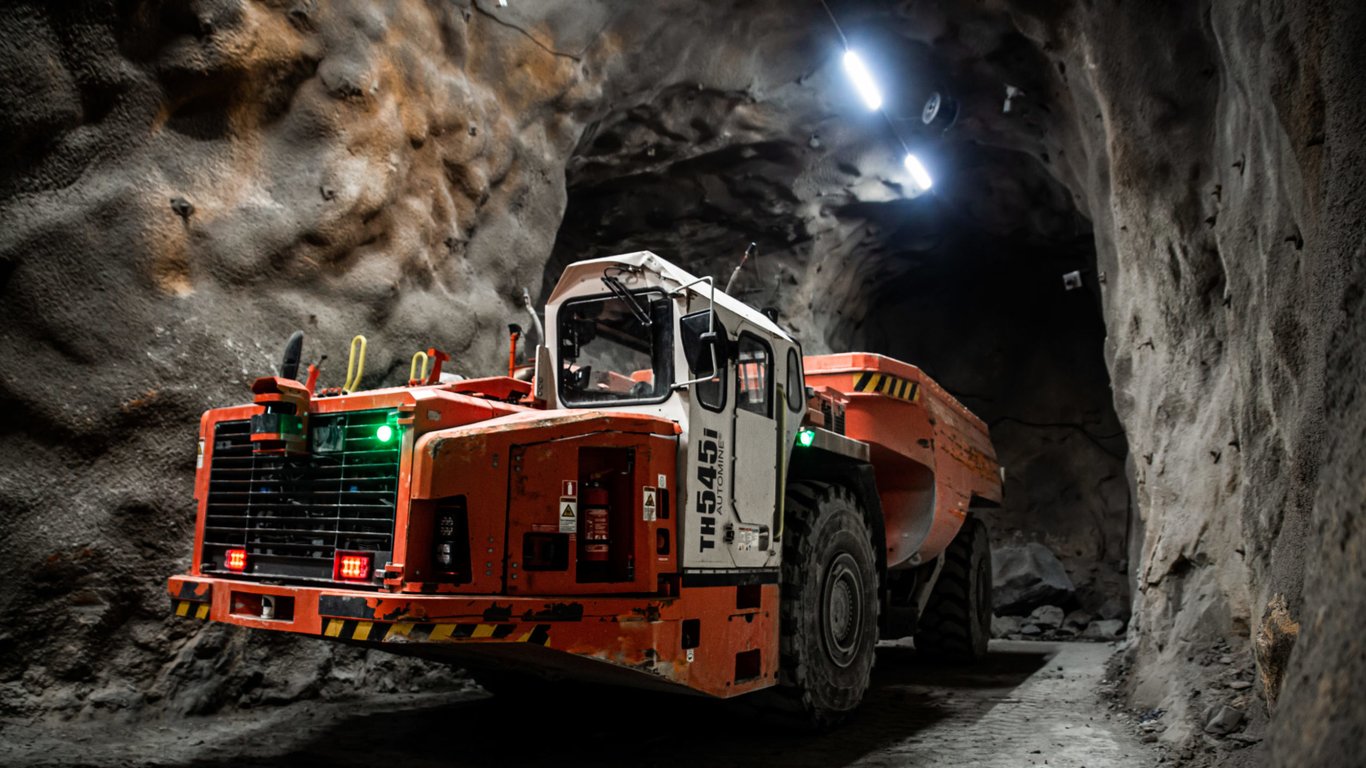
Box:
<box><xmin>169</xmin><ymin>251</ymin><xmax>1001</xmax><ymax>723</ymax></box>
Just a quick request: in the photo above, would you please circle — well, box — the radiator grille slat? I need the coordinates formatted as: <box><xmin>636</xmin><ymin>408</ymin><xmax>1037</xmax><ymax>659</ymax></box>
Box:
<box><xmin>200</xmin><ymin>409</ymin><xmax>401</xmax><ymax>586</ymax></box>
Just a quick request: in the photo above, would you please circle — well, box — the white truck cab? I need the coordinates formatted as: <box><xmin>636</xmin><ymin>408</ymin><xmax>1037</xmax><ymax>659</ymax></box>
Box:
<box><xmin>540</xmin><ymin>251</ymin><xmax>805</xmax><ymax>572</ymax></box>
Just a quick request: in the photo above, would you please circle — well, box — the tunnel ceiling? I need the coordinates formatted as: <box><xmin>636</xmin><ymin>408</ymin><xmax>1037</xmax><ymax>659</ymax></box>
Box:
<box><xmin>544</xmin><ymin>2</ymin><xmax>1100</xmax><ymax>346</ymax></box>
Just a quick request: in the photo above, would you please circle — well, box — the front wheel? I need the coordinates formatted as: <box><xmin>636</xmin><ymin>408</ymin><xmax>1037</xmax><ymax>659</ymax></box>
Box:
<box><xmin>778</xmin><ymin>482</ymin><xmax>880</xmax><ymax>726</ymax></box>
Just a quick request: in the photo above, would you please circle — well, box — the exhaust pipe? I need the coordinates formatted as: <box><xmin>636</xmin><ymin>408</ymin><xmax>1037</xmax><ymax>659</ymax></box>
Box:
<box><xmin>508</xmin><ymin>324</ymin><xmax>523</xmax><ymax>378</ymax></box>
<box><xmin>280</xmin><ymin>331</ymin><xmax>304</xmax><ymax>381</ymax></box>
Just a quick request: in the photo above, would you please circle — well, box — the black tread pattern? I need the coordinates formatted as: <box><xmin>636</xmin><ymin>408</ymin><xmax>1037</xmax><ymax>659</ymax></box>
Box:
<box><xmin>914</xmin><ymin>516</ymin><xmax>991</xmax><ymax>661</ymax></box>
<box><xmin>776</xmin><ymin>481</ymin><xmax>880</xmax><ymax>726</ymax></box>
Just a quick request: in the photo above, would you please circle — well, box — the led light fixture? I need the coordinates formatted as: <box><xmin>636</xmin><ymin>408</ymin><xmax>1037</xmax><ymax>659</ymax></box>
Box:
<box><xmin>841</xmin><ymin>50</ymin><xmax>883</xmax><ymax>111</ymax></box>
<box><xmin>904</xmin><ymin>153</ymin><xmax>933</xmax><ymax>192</ymax></box>
<box><xmin>334</xmin><ymin>552</ymin><xmax>372</xmax><ymax>581</ymax></box>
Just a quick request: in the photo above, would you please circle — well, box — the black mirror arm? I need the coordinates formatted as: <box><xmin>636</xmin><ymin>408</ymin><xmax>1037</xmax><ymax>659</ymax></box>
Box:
<box><xmin>670</xmin><ymin>274</ymin><xmax>726</xmax><ymax>391</ymax></box>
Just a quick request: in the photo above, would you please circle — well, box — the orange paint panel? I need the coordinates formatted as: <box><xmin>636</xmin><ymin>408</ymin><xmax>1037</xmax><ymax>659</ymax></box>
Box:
<box><xmin>408</xmin><ymin>410</ymin><xmax>679</xmax><ymax>596</ymax></box>
<box><xmin>804</xmin><ymin>353</ymin><xmax>1002</xmax><ymax>566</ymax></box>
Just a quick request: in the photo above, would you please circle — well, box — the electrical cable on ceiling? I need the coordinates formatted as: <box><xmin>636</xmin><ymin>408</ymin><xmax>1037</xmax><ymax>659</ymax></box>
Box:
<box><xmin>817</xmin><ymin>0</ymin><xmax>849</xmax><ymax>48</ymax></box>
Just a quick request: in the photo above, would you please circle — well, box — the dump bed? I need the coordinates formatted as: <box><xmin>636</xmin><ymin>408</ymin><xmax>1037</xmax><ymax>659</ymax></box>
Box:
<box><xmin>804</xmin><ymin>353</ymin><xmax>1002</xmax><ymax>569</ymax></box>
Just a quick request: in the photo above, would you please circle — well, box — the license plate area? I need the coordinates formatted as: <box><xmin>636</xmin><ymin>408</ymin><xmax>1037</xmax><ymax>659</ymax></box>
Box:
<box><xmin>231</xmin><ymin>591</ymin><xmax>295</xmax><ymax>622</ymax></box>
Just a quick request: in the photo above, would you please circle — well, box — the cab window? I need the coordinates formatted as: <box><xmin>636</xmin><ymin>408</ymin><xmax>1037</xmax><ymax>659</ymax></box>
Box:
<box><xmin>735</xmin><ymin>334</ymin><xmax>772</xmax><ymax>417</ymax></box>
<box><xmin>558</xmin><ymin>290</ymin><xmax>672</xmax><ymax>405</ymax></box>
<box><xmin>786</xmin><ymin>347</ymin><xmax>804</xmax><ymax>412</ymax></box>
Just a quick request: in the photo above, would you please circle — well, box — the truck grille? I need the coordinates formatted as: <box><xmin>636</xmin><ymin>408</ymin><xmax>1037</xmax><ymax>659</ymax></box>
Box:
<box><xmin>201</xmin><ymin>409</ymin><xmax>401</xmax><ymax>585</ymax></box>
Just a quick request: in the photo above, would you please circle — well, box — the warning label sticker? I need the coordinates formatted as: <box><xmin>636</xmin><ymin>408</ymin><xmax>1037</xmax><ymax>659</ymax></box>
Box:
<box><xmin>642</xmin><ymin>487</ymin><xmax>657</xmax><ymax>521</ymax></box>
<box><xmin>558</xmin><ymin>498</ymin><xmax>578</xmax><ymax>533</ymax></box>
<box><xmin>734</xmin><ymin>524</ymin><xmax>761</xmax><ymax>552</ymax></box>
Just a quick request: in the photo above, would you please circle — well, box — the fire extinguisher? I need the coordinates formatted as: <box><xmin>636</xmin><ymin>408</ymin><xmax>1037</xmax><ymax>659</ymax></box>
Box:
<box><xmin>582</xmin><ymin>485</ymin><xmax>610</xmax><ymax>562</ymax></box>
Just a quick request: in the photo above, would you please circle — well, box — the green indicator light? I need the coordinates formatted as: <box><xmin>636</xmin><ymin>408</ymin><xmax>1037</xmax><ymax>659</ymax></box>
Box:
<box><xmin>375</xmin><ymin>425</ymin><xmax>395</xmax><ymax>443</ymax></box>
<box><xmin>797</xmin><ymin>428</ymin><xmax>815</xmax><ymax>448</ymax></box>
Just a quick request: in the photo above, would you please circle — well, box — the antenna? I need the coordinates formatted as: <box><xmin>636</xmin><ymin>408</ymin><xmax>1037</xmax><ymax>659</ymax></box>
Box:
<box><xmin>724</xmin><ymin>242</ymin><xmax>757</xmax><ymax>295</ymax></box>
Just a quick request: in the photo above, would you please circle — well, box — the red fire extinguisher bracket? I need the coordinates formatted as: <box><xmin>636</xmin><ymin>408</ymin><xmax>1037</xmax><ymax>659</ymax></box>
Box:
<box><xmin>582</xmin><ymin>485</ymin><xmax>611</xmax><ymax>562</ymax></box>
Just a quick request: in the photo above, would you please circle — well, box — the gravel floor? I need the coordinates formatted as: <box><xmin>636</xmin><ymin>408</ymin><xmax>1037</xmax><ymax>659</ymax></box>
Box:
<box><xmin>0</xmin><ymin>640</ymin><xmax>1159</xmax><ymax>767</ymax></box>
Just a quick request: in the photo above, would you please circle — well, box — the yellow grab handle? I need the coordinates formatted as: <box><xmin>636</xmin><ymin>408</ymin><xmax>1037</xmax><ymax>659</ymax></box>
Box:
<box><xmin>342</xmin><ymin>335</ymin><xmax>367</xmax><ymax>393</ymax></box>
<box><xmin>409</xmin><ymin>351</ymin><xmax>430</xmax><ymax>383</ymax></box>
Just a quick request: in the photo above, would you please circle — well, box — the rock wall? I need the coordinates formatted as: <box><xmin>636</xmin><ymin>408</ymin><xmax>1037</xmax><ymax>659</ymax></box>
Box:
<box><xmin>0</xmin><ymin>0</ymin><xmax>607</xmax><ymax>715</ymax></box>
<box><xmin>931</xmin><ymin>0</ymin><xmax>1365</xmax><ymax>758</ymax></box>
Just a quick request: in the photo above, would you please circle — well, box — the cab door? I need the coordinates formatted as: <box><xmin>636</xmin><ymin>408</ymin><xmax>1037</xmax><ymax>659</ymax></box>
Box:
<box><xmin>682</xmin><ymin>312</ymin><xmax>737</xmax><ymax>569</ymax></box>
<box><xmin>729</xmin><ymin>329</ymin><xmax>779</xmax><ymax>567</ymax></box>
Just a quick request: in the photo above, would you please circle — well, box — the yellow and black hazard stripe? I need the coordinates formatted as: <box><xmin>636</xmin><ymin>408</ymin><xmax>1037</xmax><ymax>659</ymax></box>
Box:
<box><xmin>320</xmin><ymin>619</ymin><xmax>552</xmax><ymax>646</ymax></box>
<box><xmin>173</xmin><ymin>600</ymin><xmax>211</xmax><ymax>621</ymax></box>
<box><xmin>852</xmin><ymin>371</ymin><xmax>921</xmax><ymax>402</ymax></box>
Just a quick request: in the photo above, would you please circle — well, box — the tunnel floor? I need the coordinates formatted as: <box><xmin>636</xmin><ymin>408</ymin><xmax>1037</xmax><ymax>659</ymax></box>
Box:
<box><xmin>1</xmin><ymin>640</ymin><xmax>1159</xmax><ymax>767</ymax></box>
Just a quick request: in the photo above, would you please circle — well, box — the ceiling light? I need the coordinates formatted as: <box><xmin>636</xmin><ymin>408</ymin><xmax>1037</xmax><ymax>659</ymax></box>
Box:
<box><xmin>904</xmin><ymin>153</ymin><xmax>933</xmax><ymax>192</ymax></box>
<box><xmin>841</xmin><ymin>50</ymin><xmax>883</xmax><ymax>111</ymax></box>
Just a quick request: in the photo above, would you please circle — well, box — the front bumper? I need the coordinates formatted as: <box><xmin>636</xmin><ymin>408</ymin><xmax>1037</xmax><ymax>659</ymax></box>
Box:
<box><xmin>167</xmin><ymin>574</ymin><xmax>778</xmax><ymax>698</ymax></box>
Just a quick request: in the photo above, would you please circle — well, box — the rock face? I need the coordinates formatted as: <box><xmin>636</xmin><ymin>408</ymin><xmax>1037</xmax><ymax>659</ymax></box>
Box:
<box><xmin>0</xmin><ymin>0</ymin><xmax>605</xmax><ymax>717</ymax></box>
<box><xmin>0</xmin><ymin>1</ymin><xmax>1363</xmax><ymax>765</ymax></box>
<box><xmin>993</xmin><ymin>543</ymin><xmax>1076</xmax><ymax>615</ymax></box>
<box><xmin>1082</xmin><ymin>620</ymin><xmax>1126</xmax><ymax>642</ymax></box>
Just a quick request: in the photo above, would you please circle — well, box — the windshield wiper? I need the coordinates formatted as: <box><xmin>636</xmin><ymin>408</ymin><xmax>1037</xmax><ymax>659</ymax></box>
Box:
<box><xmin>601</xmin><ymin>275</ymin><xmax>651</xmax><ymax>327</ymax></box>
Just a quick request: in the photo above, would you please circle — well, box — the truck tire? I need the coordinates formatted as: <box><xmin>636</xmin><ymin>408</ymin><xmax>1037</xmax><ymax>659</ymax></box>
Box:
<box><xmin>914</xmin><ymin>515</ymin><xmax>991</xmax><ymax>661</ymax></box>
<box><xmin>778</xmin><ymin>482</ymin><xmax>880</xmax><ymax>725</ymax></box>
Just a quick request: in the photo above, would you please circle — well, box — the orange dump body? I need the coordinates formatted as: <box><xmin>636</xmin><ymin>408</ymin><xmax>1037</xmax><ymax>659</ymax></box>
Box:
<box><xmin>804</xmin><ymin>353</ymin><xmax>1002</xmax><ymax>569</ymax></box>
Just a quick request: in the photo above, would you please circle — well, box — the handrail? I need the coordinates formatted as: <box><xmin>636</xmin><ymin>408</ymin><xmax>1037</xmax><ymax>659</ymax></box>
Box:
<box><xmin>342</xmin><ymin>335</ymin><xmax>367</xmax><ymax>393</ymax></box>
<box><xmin>409</xmin><ymin>351</ymin><xmax>430</xmax><ymax>384</ymax></box>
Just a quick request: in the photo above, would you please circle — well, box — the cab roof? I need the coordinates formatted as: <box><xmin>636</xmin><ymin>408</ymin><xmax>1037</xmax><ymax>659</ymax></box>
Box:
<box><xmin>547</xmin><ymin>251</ymin><xmax>793</xmax><ymax>342</ymax></box>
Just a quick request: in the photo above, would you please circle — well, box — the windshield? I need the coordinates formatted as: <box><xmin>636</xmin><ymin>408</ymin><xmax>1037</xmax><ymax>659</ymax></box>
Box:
<box><xmin>558</xmin><ymin>290</ymin><xmax>672</xmax><ymax>405</ymax></box>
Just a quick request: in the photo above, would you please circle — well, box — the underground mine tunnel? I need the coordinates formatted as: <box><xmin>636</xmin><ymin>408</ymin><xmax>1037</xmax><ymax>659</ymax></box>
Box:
<box><xmin>0</xmin><ymin>1</ymin><xmax>1362</xmax><ymax>767</ymax></box>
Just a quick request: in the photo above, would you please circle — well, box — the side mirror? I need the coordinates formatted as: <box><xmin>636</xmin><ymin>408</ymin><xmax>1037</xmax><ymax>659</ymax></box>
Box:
<box><xmin>680</xmin><ymin>311</ymin><xmax>729</xmax><ymax>375</ymax></box>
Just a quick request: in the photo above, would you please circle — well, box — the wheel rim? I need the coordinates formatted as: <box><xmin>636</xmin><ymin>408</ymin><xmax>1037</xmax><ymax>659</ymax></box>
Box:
<box><xmin>822</xmin><ymin>552</ymin><xmax>865</xmax><ymax>668</ymax></box>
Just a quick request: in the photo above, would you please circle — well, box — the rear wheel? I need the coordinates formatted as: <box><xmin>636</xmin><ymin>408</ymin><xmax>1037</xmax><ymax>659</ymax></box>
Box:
<box><xmin>778</xmin><ymin>482</ymin><xmax>880</xmax><ymax>726</ymax></box>
<box><xmin>914</xmin><ymin>515</ymin><xmax>992</xmax><ymax>661</ymax></box>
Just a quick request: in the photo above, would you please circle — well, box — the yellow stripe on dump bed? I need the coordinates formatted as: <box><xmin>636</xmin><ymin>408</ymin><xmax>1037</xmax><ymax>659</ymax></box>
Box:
<box><xmin>852</xmin><ymin>372</ymin><xmax>920</xmax><ymax>402</ymax></box>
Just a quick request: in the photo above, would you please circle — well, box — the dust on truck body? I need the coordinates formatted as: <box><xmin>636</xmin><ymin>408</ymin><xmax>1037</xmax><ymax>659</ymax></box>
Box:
<box><xmin>168</xmin><ymin>251</ymin><xmax>1002</xmax><ymax>721</ymax></box>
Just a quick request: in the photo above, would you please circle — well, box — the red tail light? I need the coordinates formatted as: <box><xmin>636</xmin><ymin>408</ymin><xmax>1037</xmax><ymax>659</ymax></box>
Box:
<box><xmin>334</xmin><ymin>552</ymin><xmax>372</xmax><ymax>581</ymax></box>
<box><xmin>225</xmin><ymin>549</ymin><xmax>248</xmax><ymax>572</ymax></box>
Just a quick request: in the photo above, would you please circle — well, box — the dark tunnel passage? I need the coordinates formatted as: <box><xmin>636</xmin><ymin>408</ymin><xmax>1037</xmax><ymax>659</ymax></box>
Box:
<box><xmin>542</xmin><ymin>94</ymin><xmax>1132</xmax><ymax>617</ymax></box>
